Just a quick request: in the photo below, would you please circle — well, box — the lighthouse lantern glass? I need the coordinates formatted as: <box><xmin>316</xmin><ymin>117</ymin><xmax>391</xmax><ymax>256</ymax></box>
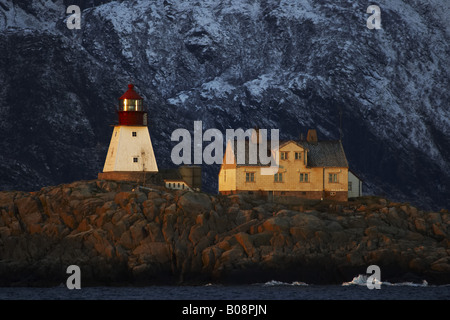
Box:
<box><xmin>120</xmin><ymin>99</ymin><xmax>142</xmax><ymax>111</ymax></box>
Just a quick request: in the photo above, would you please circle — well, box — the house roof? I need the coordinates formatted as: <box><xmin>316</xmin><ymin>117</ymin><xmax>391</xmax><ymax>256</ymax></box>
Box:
<box><xmin>228</xmin><ymin>139</ymin><xmax>348</xmax><ymax>168</ymax></box>
<box><xmin>278</xmin><ymin>140</ymin><xmax>305</xmax><ymax>150</ymax></box>
<box><xmin>298</xmin><ymin>140</ymin><xmax>349</xmax><ymax>168</ymax></box>
<box><xmin>349</xmin><ymin>169</ymin><xmax>364</xmax><ymax>181</ymax></box>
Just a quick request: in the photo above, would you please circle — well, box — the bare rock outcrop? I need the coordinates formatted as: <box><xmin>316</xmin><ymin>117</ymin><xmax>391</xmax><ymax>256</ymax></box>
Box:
<box><xmin>0</xmin><ymin>180</ymin><xmax>448</xmax><ymax>286</ymax></box>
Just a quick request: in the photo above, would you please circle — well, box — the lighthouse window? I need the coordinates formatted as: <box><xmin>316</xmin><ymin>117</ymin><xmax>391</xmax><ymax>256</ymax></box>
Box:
<box><xmin>133</xmin><ymin>157</ymin><xmax>138</xmax><ymax>163</ymax></box>
<box><xmin>136</xmin><ymin>100</ymin><xmax>142</xmax><ymax>111</ymax></box>
<box><xmin>132</xmin><ymin>131</ymin><xmax>137</xmax><ymax>137</ymax></box>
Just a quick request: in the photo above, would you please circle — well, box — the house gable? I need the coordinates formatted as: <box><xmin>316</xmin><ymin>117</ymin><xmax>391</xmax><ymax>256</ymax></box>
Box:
<box><xmin>277</xmin><ymin>140</ymin><xmax>308</xmax><ymax>166</ymax></box>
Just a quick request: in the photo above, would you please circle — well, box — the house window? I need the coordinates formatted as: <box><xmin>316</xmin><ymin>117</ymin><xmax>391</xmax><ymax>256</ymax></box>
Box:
<box><xmin>299</xmin><ymin>173</ymin><xmax>309</xmax><ymax>182</ymax></box>
<box><xmin>280</xmin><ymin>152</ymin><xmax>288</xmax><ymax>160</ymax></box>
<box><xmin>329</xmin><ymin>173</ymin><xmax>338</xmax><ymax>183</ymax></box>
<box><xmin>295</xmin><ymin>152</ymin><xmax>302</xmax><ymax>160</ymax></box>
<box><xmin>274</xmin><ymin>173</ymin><xmax>283</xmax><ymax>182</ymax></box>
<box><xmin>132</xmin><ymin>131</ymin><xmax>137</xmax><ymax>137</ymax></box>
<box><xmin>182</xmin><ymin>184</ymin><xmax>184</xmax><ymax>189</ymax></box>
<box><xmin>224</xmin><ymin>170</ymin><xmax>227</xmax><ymax>182</ymax></box>
<box><xmin>348</xmin><ymin>181</ymin><xmax>352</xmax><ymax>191</ymax></box>
<box><xmin>246</xmin><ymin>172</ymin><xmax>255</xmax><ymax>182</ymax></box>
<box><xmin>178</xmin><ymin>183</ymin><xmax>180</xmax><ymax>188</ymax></box>
<box><xmin>133</xmin><ymin>157</ymin><xmax>138</xmax><ymax>163</ymax></box>
<box><xmin>168</xmin><ymin>183</ymin><xmax>171</xmax><ymax>188</ymax></box>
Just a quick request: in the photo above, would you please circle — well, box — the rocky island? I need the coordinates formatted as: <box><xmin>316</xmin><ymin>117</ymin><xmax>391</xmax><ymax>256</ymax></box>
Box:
<box><xmin>0</xmin><ymin>180</ymin><xmax>449</xmax><ymax>286</ymax></box>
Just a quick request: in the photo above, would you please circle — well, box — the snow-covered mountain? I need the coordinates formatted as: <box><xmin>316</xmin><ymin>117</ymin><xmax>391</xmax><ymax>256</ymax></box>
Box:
<box><xmin>1</xmin><ymin>0</ymin><xmax>449</xmax><ymax>210</ymax></box>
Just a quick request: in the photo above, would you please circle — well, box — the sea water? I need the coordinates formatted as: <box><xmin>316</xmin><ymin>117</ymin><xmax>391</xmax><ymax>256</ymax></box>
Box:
<box><xmin>0</xmin><ymin>275</ymin><xmax>449</xmax><ymax>300</ymax></box>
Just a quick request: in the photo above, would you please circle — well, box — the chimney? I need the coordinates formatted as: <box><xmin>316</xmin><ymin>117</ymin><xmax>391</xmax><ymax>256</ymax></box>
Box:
<box><xmin>300</xmin><ymin>133</ymin><xmax>304</xmax><ymax>141</ymax></box>
<box><xmin>306</xmin><ymin>129</ymin><xmax>318</xmax><ymax>144</ymax></box>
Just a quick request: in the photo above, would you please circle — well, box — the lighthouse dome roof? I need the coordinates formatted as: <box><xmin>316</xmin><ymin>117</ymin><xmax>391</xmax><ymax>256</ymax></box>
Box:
<box><xmin>119</xmin><ymin>84</ymin><xmax>143</xmax><ymax>100</ymax></box>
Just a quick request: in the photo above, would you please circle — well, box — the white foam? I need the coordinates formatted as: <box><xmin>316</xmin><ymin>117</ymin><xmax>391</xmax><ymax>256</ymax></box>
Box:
<box><xmin>342</xmin><ymin>275</ymin><xmax>428</xmax><ymax>287</ymax></box>
<box><xmin>342</xmin><ymin>274</ymin><xmax>373</xmax><ymax>286</ymax></box>
<box><xmin>385</xmin><ymin>280</ymin><xmax>428</xmax><ymax>287</ymax></box>
<box><xmin>262</xmin><ymin>280</ymin><xmax>308</xmax><ymax>286</ymax></box>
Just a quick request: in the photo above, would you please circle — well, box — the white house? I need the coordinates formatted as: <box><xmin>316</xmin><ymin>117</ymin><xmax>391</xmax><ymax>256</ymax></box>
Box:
<box><xmin>164</xmin><ymin>180</ymin><xmax>193</xmax><ymax>191</ymax></box>
<box><xmin>348</xmin><ymin>170</ymin><xmax>363</xmax><ymax>198</ymax></box>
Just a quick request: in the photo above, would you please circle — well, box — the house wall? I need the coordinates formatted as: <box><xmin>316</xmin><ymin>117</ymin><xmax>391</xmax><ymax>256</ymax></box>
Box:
<box><xmin>218</xmin><ymin>168</ymin><xmax>237</xmax><ymax>192</ymax></box>
<box><xmin>165</xmin><ymin>181</ymin><xmax>192</xmax><ymax>191</ymax></box>
<box><xmin>324</xmin><ymin>167</ymin><xmax>348</xmax><ymax>193</ymax></box>
<box><xmin>179</xmin><ymin>166</ymin><xmax>202</xmax><ymax>190</ymax></box>
<box><xmin>218</xmin><ymin>141</ymin><xmax>238</xmax><ymax>193</ymax></box>
<box><xmin>233</xmin><ymin>190</ymin><xmax>348</xmax><ymax>202</ymax></box>
<box><xmin>348</xmin><ymin>171</ymin><xmax>362</xmax><ymax>198</ymax></box>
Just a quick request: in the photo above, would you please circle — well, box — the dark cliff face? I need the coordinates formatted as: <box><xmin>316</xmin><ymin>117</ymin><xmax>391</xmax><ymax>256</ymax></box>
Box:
<box><xmin>0</xmin><ymin>0</ymin><xmax>449</xmax><ymax>210</ymax></box>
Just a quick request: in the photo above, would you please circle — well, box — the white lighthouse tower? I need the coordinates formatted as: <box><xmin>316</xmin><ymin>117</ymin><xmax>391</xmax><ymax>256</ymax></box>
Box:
<box><xmin>98</xmin><ymin>84</ymin><xmax>158</xmax><ymax>181</ymax></box>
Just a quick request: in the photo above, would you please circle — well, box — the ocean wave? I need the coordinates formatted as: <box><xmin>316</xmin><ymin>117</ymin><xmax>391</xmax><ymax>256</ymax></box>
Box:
<box><xmin>261</xmin><ymin>280</ymin><xmax>309</xmax><ymax>286</ymax></box>
<box><xmin>384</xmin><ymin>280</ymin><xmax>428</xmax><ymax>287</ymax></box>
<box><xmin>342</xmin><ymin>274</ymin><xmax>428</xmax><ymax>287</ymax></box>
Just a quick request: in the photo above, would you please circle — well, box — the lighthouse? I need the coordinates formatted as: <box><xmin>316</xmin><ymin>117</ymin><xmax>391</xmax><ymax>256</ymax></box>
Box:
<box><xmin>98</xmin><ymin>84</ymin><xmax>158</xmax><ymax>182</ymax></box>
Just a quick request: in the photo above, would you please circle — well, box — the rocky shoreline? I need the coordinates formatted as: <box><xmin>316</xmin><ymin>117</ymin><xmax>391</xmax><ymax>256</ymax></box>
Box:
<box><xmin>0</xmin><ymin>180</ymin><xmax>449</xmax><ymax>286</ymax></box>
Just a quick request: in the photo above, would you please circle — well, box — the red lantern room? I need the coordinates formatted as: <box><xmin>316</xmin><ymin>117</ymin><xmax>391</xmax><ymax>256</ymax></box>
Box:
<box><xmin>118</xmin><ymin>84</ymin><xmax>148</xmax><ymax>126</ymax></box>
